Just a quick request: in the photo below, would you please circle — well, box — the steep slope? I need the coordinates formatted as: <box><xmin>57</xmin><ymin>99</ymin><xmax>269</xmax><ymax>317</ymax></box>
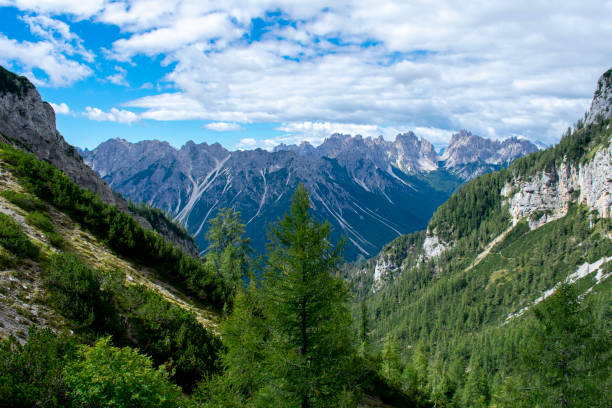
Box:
<box><xmin>344</xmin><ymin>68</ymin><xmax>612</xmax><ymax>405</ymax></box>
<box><xmin>82</xmin><ymin>131</ymin><xmax>536</xmax><ymax>260</ymax></box>
<box><xmin>0</xmin><ymin>66</ymin><xmax>199</xmax><ymax>256</ymax></box>
<box><xmin>0</xmin><ymin>144</ymin><xmax>224</xmax><ymax>393</ymax></box>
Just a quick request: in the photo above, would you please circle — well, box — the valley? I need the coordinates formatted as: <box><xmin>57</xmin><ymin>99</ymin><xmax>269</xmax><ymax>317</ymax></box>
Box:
<box><xmin>0</xmin><ymin>48</ymin><xmax>610</xmax><ymax>408</ymax></box>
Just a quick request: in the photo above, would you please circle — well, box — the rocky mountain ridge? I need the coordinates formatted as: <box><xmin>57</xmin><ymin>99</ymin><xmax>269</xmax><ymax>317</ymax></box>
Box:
<box><xmin>84</xmin><ymin>137</ymin><xmax>454</xmax><ymax>259</ymax></box>
<box><xmin>82</xmin><ymin>129</ymin><xmax>537</xmax><ymax>260</ymax></box>
<box><xmin>274</xmin><ymin>130</ymin><xmax>539</xmax><ymax>177</ymax></box>
<box><xmin>0</xmin><ymin>66</ymin><xmax>199</xmax><ymax>257</ymax></box>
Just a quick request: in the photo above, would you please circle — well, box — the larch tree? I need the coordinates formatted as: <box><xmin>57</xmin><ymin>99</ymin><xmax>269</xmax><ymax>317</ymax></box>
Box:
<box><xmin>257</xmin><ymin>184</ymin><xmax>355</xmax><ymax>408</ymax></box>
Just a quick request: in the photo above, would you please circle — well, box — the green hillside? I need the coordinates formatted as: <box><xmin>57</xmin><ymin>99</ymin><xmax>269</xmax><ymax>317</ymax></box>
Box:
<box><xmin>0</xmin><ymin>144</ymin><xmax>417</xmax><ymax>407</ymax></box>
<box><xmin>347</xmin><ymin>118</ymin><xmax>612</xmax><ymax>407</ymax></box>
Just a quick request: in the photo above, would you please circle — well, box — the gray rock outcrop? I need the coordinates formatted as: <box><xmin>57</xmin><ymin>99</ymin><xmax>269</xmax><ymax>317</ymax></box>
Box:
<box><xmin>0</xmin><ymin>66</ymin><xmax>199</xmax><ymax>257</ymax></box>
<box><xmin>586</xmin><ymin>68</ymin><xmax>612</xmax><ymax>125</ymax></box>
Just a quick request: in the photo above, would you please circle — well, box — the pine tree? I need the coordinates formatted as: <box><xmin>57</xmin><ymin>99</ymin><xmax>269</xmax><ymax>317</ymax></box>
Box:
<box><xmin>520</xmin><ymin>283</ymin><xmax>611</xmax><ymax>407</ymax></box>
<box><xmin>257</xmin><ymin>184</ymin><xmax>355</xmax><ymax>408</ymax></box>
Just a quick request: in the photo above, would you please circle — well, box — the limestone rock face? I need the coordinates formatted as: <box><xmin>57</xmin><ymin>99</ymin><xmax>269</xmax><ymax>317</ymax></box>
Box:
<box><xmin>442</xmin><ymin>129</ymin><xmax>539</xmax><ymax>170</ymax></box>
<box><xmin>504</xmin><ymin>142</ymin><xmax>612</xmax><ymax>229</ymax></box>
<box><xmin>586</xmin><ymin>68</ymin><xmax>612</xmax><ymax>125</ymax></box>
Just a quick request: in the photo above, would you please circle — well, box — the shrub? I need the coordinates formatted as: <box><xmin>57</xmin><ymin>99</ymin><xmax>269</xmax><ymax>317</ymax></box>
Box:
<box><xmin>0</xmin><ymin>327</ymin><xmax>76</xmax><ymax>408</ymax></box>
<box><xmin>0</xmin><ymin>212</ymin><xmax>38</xmax><ymax>259</ymax></box>
<box><xmin>0</xmin><ymin>189</ymin><xmax>45</xmax><ymax>212</ymax></box>
<box><xmin>45</xmin><ymin>253</ymin><xmax>119</xmax><ymax>333</ymax></box>
<box><xmin>65</xmin><ymin>337</ymin><xmax>184</xmax><ymax>408</ymax></box>
<box><xmin>26</xmin><ymin>210</ymin><xmax>55</xmax><ymax>233</ymax></box>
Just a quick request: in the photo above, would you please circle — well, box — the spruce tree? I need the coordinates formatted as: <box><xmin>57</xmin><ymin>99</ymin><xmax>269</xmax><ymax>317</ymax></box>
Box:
<box><xmin>257</xmin><ymin>184</ymin><xmax>354</xmax><ymax>408</ymax></box>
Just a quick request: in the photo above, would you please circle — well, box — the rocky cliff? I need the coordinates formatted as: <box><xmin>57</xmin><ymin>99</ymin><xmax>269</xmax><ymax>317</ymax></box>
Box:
<box><xmin>586</xmin><ymin>68</ymin><xmax>612</xmax><ymax>125</ymax></box>
<box><xmin>0</xmin><ymin>66</ymin><xmax>199</xmax><ymax>257</ymax></box>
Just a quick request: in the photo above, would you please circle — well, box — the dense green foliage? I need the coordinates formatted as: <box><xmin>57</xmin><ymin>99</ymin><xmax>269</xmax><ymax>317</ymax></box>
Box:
<box><xmin>45</xmin><ymin>253</ymin><xmax>119</xmax><ymax>332</ymax></box>
<box><xmin>0</xmin><ymin>329</ymin><xmax>186</xmax><ymax>408</ymax></box>
<box><xmin>515</xmin><ymin>284</ymin><xmax>612</xmax><ymax>407</ymax></box>
<box><xmin>0</xmin><ymin>189</ymin><xmax>45</xmax><ymax>212</ymax></box>
<box><xmin>43</xmin><ymin>252</ymin><xmax>220</xmax><ymax>392</ymax></box>
<box><xmin>0</xmin><ymin>328</ymin><xmax>76</xmax><ymax>408</ymax></box>
<box><xmin>348</xmin><ymin>119</ymin><xmax>612</xmax><ymax>406</ymax></box>
<box><xmin>25</xmin><ymin>210</ymin><xmax>64</xmax><ymax>248</ymax></box>
<box><xmin>0</xmin><ymin>211</ymin><xmax>39</xmax><ymax>259</ymax></box>
<box><xmin>65</xmin><ymin>338</ymin><xmax>184</xmax><ymax>408</ymax></box>
<box><xmin>0</xmin><ymin>144</ymin><xmax>226</xmax><ymax>310</ymax></box>
<box><xmin>204</xmin><ymin>208</ymin><xmax>252</xmax><ymax>303</ymax></box>
<box><xmin>128</xmin><ymin>200</ymin><xmax>196</xmax><ymax>249</ymax></box>
<box><xmin>202</xmin><ymin>186</ymin><xmax>359</xmax><ymax>407</ymax></box>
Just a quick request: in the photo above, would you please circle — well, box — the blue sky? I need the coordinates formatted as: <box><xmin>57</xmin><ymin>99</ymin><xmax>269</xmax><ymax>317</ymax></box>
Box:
<box><xmin>1</xmin><ymin>1</ymin><xmax>611</xmax><ymax>151</ymax></box>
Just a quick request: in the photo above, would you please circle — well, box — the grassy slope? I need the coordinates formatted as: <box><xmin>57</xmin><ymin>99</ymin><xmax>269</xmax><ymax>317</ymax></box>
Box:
<box><xmin>0</xmin><ymin>157</ymin><xmax>219</xmax><ymax>343</ymax></box>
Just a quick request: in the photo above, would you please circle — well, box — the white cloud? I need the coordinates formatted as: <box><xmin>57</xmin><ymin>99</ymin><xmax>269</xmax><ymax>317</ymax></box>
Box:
<box><xmin>84</xmin><ymin>106</ymin><xmax>139</xmax><ymax>124</ymax></box>
<box><xmin>49</xmin><ymin>102</ymin><xmax>70</xmax><ymax>115</ymax></box>
<box><xmin>5</xmin><ymin>0</ymin><xmax>104</xmax><ymax>18</ymax></box>
<box><xmin>106</xmin><ymin>66</ymin><xmax>128</xmax><ymax>86</ymax></box>
<box><xmin>4</xmin><ymin>0</ymin><xmax>612</xmax><ymax>145</ymax></box>
<box><xmin>0</xmin><ymin>34</ymin><xmax>92</xmax><ymax>86</ymax></box>
<box><xmin>204</xmin><ymin>122</ymin><xmax>244</xmax><ymax>132</ymax></box>
<box><xmin>236</xmin><ymin>137</ymin><xmax>257</xmax><ymax>149</ymax></box>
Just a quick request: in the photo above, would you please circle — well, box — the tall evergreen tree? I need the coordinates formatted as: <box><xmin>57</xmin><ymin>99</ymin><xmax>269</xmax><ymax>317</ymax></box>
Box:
<box><xmin>257</xmin><ymin>184</ymin><xmax>355</xmax><ymax>408</ymax></box>
<box><xmin>205</xmin><ymin>208</ymin><xmax>251</xmax><ymax>301</ymax></box>
<box><xmin>519</xmin><ymin>283</ymin><xmax>612</xmax><ymax>407</ymax></box>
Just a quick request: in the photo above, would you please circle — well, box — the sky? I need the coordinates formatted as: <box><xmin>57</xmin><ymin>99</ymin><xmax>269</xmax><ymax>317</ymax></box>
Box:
<box><xmin>0</xmin><ymin>1</ymin><xmax>611</xmax><ymax>151</ymax></box>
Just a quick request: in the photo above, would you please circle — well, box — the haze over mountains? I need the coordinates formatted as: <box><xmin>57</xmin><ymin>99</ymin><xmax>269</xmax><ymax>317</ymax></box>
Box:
<box><xmin>82</xmin><ymin>130</ymin><xmax>539</xmax><ymax>259</ymax></box>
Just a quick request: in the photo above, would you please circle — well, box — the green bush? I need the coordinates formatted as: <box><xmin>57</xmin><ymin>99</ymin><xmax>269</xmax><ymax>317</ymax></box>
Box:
<box><xmin>45</xmin><ymin>231</ymin><xmax>65</xmax><ymax>249</ymax></box>
<box><xmin>65</xmin><ymin>337</ymin><xmax>184</xmax><ymax>408</ymax></box>
<box><xmin>0</xmin><ymin>189</ymin><xmax>45</xmax><ymax>212</ymax></box>
<box><xmin>45</xmin><ymin>253</ymin><xmax>119</xmax><ymax>333</ymax></box>
<box><xmin>0</xmin><ymin>327</ymin><xmax>76</xmax><ymax>408</ymax></box>
<box><xmin>0</xmin><ymin>212</ymin><xmax>38</xmax><ymax>259</ymax></box>
<box><xmin>26</xmin><ymin>210</ymin><xmax>55</xmax><ymax>233</ymax></box>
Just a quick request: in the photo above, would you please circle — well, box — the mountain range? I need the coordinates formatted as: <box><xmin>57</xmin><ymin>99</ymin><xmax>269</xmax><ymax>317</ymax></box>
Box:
<box><xmin>82</xmin><ymin>129</ymin><xmax>538</xmax><ymax>260</ymax></box>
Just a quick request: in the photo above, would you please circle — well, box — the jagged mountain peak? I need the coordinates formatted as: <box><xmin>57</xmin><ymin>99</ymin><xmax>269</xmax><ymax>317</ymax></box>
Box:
<box><xmin>586</xmin><ymin>67</ymin><xmax>612</xmax><ymax>125</ymax></box>
<box><xmin>442</xmin><ymin>129</ymin><xmax>538</xmax><ymax>168</ymax></box>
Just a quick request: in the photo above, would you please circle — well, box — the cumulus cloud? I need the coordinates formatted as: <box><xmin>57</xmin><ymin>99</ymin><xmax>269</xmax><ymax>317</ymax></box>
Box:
<box><xmin>5</xmin><ymin>0</ymin><xmax>612</xmax><ymax>144</ymax></box>
<box><xmin>0</xmin><ymin>14</ymin><xmax>94</xmax><ymax>86</ymax></box>
<box><xmin>49</xmin><ymin>102</ymin><xmax>70</xmax><ymax>115</ymax></box>
<box><xmin>204</xmin><ymin>122</ymin><xmax>244</xmax><ymax>132</ymax></box>
<box><xmin>3</xmin><ymin>0</ymin><xmax>105</xmax><ymax>18</ymax></box>
<box><xmin>0</xmin><ymin>34</ymin><xmax>92</xmax><ymax>86</ymax></box>
<box><xmin>84</xmin><ymin>106</ymin><xmax>139</xmax><ymax>124</ymax></box>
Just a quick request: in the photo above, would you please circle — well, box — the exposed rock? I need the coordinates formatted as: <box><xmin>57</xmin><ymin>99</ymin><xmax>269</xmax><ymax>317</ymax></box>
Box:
<box><xmin>504</xmin><ymin>142</ymin><xmax>612</xmax><ymax>229</ymax></box>
<box><xmin>84</xmin><ymin>137</ymin><xmax>452</xmax><ymax>260</ymax></box>
<box><xmin>372</xmin><ymin>257</ymin><xmax>397</xmax><ymax>292</ymax></box>
<box><xmin>422</xmin><ymin>235</ymin><xmax>449</xmax><ymax>259</ymax></box>
<box><xmin>442</xmin><ymin>129</ymin><xmax>539</xmax><ymax>170</ymax></box>
<box><xmin>0</xmin><ymin>66</ymin><xmax>119</xmax><ymax>206</ymax></box>
<box><xmin>0</xmin><ymin>66</ymin><xmax>199</xmax><ymax>257</ymax></box>
<box><xmin>586</xmin><ymin>68</ymin><xmax>612</xmax><ymax>125</ymax></box>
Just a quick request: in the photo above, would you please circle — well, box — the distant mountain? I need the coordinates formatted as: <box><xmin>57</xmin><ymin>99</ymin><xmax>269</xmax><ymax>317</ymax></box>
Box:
<box><xmin>82</xmin><ymin>130</ymin><xmax>537</xmax><ymax>260</ymax></box>
<box><xmin>0</xmin><ymin>65</ymin><xmax>199</xmax><ymax>256</ymax></box>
